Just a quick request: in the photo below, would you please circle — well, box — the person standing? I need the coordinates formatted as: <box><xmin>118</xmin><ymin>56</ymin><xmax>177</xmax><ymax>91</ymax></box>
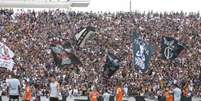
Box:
<box><xmin>23</xmin><ymin>80</ymin><xmax>32</xmax><ymax>101</ymax></box>
<box><xmin>123</xmin><ymin>83</ymin><xmax>128</xmax><ymax>97</ymax></box>
<box><xmin>49</xmin><ymin>75</ymin><xmax>60</xmax><ymax>101</ymax></box>
<box><xmin>115</xmin><ymin>82</ymin><xmax>124</xmax><ymax>101</ymax></box>
<box><xmin>89</xmin><ymin>87</ymin><xmax>100</xmax><ymax>101</ymax></box>
<box><xmin>102</xmin><ymin>89</ymin><xmax>110</xmax><ymax>101</ymax></box>
<box><xmin>6</xmin><ymin>74</ymin><xmax>21</xmax><ymax>101</ymax></box>
<box><xmin>164</xmin><ymin>87</ymin><xmax>173</xmax><ymax>101</ymax></box>
<box><xmin>173</xmin><ymin>84</ymin><xmax>181</xmax><ymax>101</ymax></box>
<box><xmin>182</xmin><ymin>81</ymin><xmax>191</xmax><ymax>101</ymax></box>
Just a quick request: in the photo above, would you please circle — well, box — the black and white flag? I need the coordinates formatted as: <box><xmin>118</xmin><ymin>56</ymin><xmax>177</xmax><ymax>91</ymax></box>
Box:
<box><xmin>75</xmin><ymin>26</ymin><xmax>95</xmax><ymax>47</ymax></box>
<box><xmin>0</xmin><ymin>42</ymin><xmax>15</xmax><ymax>71</ymax></box>
<box><xmin>49</xmin><ymin>37</ymin><xmax>81</xmax><ymax>67</ymax></box>
<box><xmin>103</xmin><ymin>52</ymin><xmax>120</xmax><ymax>78</ymax></box>
<box><xmin>161</xmin><ymin>37</ymin><xmax>185</xmax><ymax>60</ymax></box>
<box><xmin>132</xmin><ymin>32</ymin><xmax>154</xmax><ymax>73</ymax></box>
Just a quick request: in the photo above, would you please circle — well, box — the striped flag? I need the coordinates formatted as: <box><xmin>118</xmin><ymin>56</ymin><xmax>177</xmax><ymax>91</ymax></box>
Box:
<box><xmin>75</xmin><ymin>26</ymin><xmax>95</xmax><ymax>47</ymax></box>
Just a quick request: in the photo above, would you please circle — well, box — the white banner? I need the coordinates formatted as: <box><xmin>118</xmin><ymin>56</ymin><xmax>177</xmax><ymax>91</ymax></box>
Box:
<box><xmin>0</xmin><ymin>42</ymin><xmax>15</xmax><ymax>71</ymax></box>
<box><xmin>0</xmin><ymin>58</ymin><xmax>14</xmax><ymax>70</ymax></box>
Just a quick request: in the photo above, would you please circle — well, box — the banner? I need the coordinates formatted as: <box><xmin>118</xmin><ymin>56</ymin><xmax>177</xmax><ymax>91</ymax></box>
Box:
<box><xmin>0</xmin><ymin>42</ymin><xmax>15</xmax><ymax>70</ymax></box>
<box><xmin>103</xmin><ymin>52</ymin><xmax>120</xmax><ymax>78</ymax></box>
<box><xmin>75</xmin><ymin>26</ymin><xmax>95</xmax><ymax>47</ymax></box>
<box><xmin>161</xmin><ymin>37</ymin><xmax>185</xmax><ymax>60</ymax></box>
<box><xmin>49</xmin><ymin>37</ymin><xmax>81</xmax><ymax>67</ymax></box>
<box><xmin>132</xmin><ymin>32</ymin><xmax>154</xmax><ymax>73</ymax></box>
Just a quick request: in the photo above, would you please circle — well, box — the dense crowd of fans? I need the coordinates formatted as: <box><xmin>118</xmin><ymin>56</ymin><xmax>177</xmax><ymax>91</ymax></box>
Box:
<box><xmin>0</xmin><ymin>9</ymin><xmax>200</xmax><ymax>99</ymax></box>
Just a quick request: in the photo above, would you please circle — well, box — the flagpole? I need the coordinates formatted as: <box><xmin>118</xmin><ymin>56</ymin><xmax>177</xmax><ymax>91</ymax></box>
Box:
<box><xmin>129</xmin><ymin>0</ymin><xmax>132</xmax><ymax>12</ymax></box>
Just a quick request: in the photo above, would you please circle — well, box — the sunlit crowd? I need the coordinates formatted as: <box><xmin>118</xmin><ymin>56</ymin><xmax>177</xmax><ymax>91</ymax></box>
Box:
<box><xmin>0</xmin><ymin>9</ymin><xmax>200</xmax><ymax>99</ymax></box>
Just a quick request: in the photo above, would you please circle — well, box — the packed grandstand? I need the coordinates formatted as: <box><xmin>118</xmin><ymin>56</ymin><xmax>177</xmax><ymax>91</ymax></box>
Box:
<box><xmin>0</xmin><ymin>9</ymin><xmax>200</xmax><ymax>101</ymax></box>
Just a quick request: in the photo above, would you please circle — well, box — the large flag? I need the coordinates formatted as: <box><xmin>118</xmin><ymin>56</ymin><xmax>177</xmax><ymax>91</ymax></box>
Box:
<box><xmin>75</xmin><ymin>26</ymin><xmax>95</xmax><ymax>47</ymax></box>
<box><xmin>132</xmin><ymin>32</ymin><xmax>154</xmax><ymax>73</ymax></box>
<box><xmin>0</xmin><ymin>42</ymin><xmax>15</xmax><ymax>70</ymax></box>
<box><xmin>161</xmin><ymin>37</ymin><xmax>185</xmax><ymax>60</ymax></box>
<box><xmin>103</xmin><ymin>52</ymin><xmax>120</xmax><ymax>78</ymax></box>
<box><xmin>49</xmin><ymin>37</ymin><xmax>81</xmax><ymax>67</ymax></box>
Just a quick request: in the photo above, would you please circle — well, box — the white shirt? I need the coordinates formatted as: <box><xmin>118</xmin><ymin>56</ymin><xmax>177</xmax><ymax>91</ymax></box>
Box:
<box><xmin>73</xmin><ymin>88</ymin><xmax>79</xmax><ymax>96</ymax></box>
<box><xmin>102</xmin><ymin>92</ymin><xmax>110</xmax><ymax>101</ymax></box>
<box><xmin>68</xmin><ymin>89</ymin><xmax>73</xmax><ymax>96</ymax></box>
<box><xmin>124</xmin><ymin>84</ymin><xmax>128</xmax><ymax>96</ymax></box>
<box><xmin>173</xmin><ymin>87</ymin><xmax>182</xmax><ymax>101</ymax></box>
<box><xmin>6</xmin><ymin>78</ymin><xmax>20</xmax><ymax>96</ymax></box>
<box><xmin>50</xmin><ymin>82</ymin><xmax>59</xmax><ymax>98</ymax></box>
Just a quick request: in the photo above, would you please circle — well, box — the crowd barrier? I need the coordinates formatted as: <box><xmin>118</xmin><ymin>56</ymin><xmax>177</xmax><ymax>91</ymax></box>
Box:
<box><xmin>0</xmin><ymin>96</ymin><xmax>201</xmax><ymax>101</ymax></box>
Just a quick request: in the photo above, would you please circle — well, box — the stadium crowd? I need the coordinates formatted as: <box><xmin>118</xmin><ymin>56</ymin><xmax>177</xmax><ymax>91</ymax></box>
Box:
<box><xmin>0</xmin><ymin>9</ymin><xmax>200</xmax><ymax>99</ymax></box>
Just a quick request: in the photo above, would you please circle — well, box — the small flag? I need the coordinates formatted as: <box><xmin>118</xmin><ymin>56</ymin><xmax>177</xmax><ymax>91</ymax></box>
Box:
<box><xmin>161</xmin><ymin>37</ymin><xmax>185</xmax><ymax>60</ymax></box>
<box><xmin>103</xmin><ymin>52</ymin><xmax>120</xmax><ymax>78</ymax></box>
<box><xmin>75</xmin><ymin>26</ymin><xmax>95</xmax><ymax>47</ymax></box>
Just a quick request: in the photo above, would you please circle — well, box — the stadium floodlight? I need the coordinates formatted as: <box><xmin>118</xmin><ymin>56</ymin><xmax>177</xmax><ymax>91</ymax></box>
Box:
<box><xmin>0</xmin><ymin>0</ymin><xmax>90</xmax><ymax>8</ymax></box>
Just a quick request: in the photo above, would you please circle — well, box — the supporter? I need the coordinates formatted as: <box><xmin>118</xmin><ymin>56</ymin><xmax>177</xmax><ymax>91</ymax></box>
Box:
<box><xmin>173</xmin><ymin>84</ymin><xmax>182</xmax><ymax>101</ymax></box>
<box><xmin>115</xmin><ymin>82</ymin><xmax>124</xmax><ymax>101</ymax></box>
<box><xmin>102</xmin><ymin>89</ymin><xmax>111</xmax><ymax>101</ymax></box>
<box><xmin>23</xmin><ymin>79</ymin><xmax>32</xmax><ymax>101</ymax></box>
<box><xmin>0</xmin><ymin>9</ymin><xmax>200</xmax><ymax>99</ymax></box>
<box><xmin>49</xmin><ymin>74</ymin><xmax>60</xmax><ymax>101</ymax></box>
<box><xmin>89</xmin><ymin>87</ymin><xmax>100</xmax><ymax>101</ymax></box>
<box><xmin>6</xmin><ymin>74</ymin><xmax>21</xmax><ymax>101</ymax></box>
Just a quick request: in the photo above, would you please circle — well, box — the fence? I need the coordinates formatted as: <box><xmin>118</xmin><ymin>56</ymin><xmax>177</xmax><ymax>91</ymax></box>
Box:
<box><xmin>0</xmin><ymin>96</ymin><xmax>201</xmax><ymax>101</ymax></box>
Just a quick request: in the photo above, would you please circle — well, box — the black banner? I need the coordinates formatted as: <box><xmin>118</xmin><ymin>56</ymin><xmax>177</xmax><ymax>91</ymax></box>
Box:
<box><xmin>103</xmin><ymin>52</ymin><xmax>120</xmax><ymax>78</ymax></box>
<box><xmin>132</xmin><ymin>32</ymin><xmax>154</xmax><ymax>73</ymax></box>
<box><xmin>161</xmin><ymin>37</ymin><xmax>185</xmax><ymax>60</ymax></box>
